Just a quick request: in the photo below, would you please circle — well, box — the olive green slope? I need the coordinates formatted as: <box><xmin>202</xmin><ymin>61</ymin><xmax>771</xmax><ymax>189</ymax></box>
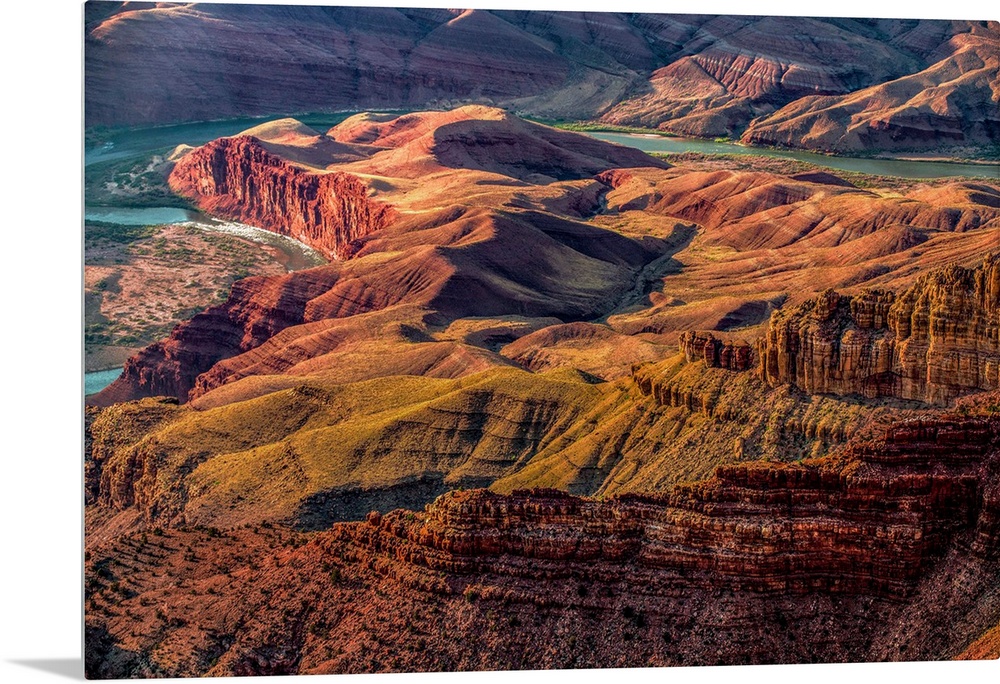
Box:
<box><xmin>88</xmin><ymin>355</ymin><xmax>918</xmax><ymax>535</ymax></box>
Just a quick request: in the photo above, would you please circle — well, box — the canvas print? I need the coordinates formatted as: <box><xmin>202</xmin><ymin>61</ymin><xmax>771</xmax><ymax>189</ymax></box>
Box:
<box><xmin>83</xmin><ymin>1</ymin><xmax>1000</xmax><ymax>678</ymax></box>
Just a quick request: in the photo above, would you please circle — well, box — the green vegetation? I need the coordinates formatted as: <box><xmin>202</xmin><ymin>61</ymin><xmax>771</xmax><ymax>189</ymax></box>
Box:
<box><xmin>84</xmin><ymin>323</ymin><xmax>113</xmax><ymax>346</ymax></box>
<box><xmin>556</xmin><ymin>123</ymin><xmax>677</xmax><ymax>137</ymax></box>
<box><xmin>525</xmin><ymin>116</ymin><xmax>677</xmax><ymax>137</ymax></box>
<box><xmin>85</xmin><ymin>220</ymin><xmax>157</xmax><ymax>245</ymax></box>
<box><xmin>85</xmin><ymin>149</ymin><xmax>193</xmax><ymax>209</ymax></box>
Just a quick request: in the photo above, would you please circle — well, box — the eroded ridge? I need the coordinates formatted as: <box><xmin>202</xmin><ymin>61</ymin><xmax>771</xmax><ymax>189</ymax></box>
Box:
<box><xmin>758</xmin><ymin>255</ymin><xmax>1000</xmax><ymax>404</ymax></box>
<box><xmin>169</xmin><ymin>136</ymin><xmax>397</xmax><ymax>260</ymax></box>
<box><xmin>342</xmin><ymin>416</ymin><xmax>998</xmax><ymax>599</ymax></box>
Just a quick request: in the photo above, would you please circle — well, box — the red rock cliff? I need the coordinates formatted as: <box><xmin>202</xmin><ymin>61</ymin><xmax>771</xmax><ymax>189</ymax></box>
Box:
<box><xmin>84</xmin><ymin>411</ymin><xmax>1000</xmax><ymax>676</ymax></box>
<box><xmin>168</xmin><ymin>136</ymin><xmax>396</xmax><ymax>259</ymax></box>
<box><xmin>678</xmin><ymin>331</ymin><xmax>753</xmax><ymax>371</ymax></box>
<box><xmin>757</xmin><ymin>255</ymin><xmax>1000</xmax><ymax>404</ymax></box>
<box><xmin>345</xmin><ymin>415</ymin><xmax>998</xmax><ymax>599</ymax></box>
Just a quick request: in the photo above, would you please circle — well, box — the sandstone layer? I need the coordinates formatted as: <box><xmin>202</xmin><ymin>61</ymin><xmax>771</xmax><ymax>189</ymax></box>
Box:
<box><xmin>168</xmin><ymin>137</ymin><xmax>396</xmax><ymax>260</ymax></box>
<box><xmin>678</xmin><ymin>331</ymin><xmax>753</xmax><ymax>371</ymax></box>
<box><xmin>758</xmin><ymin>255</ymin><xmax>1000</xmax><ymax>405</ymax></box>
<box><xmin>743</xmin><ymin>32</ymin><xmax>1000</xmax><ymax>154</ymax></box>
<box><xmin>84</xmin><ymin>411</ymin><xmax>1000</xmax><ymax>677</ymax></box>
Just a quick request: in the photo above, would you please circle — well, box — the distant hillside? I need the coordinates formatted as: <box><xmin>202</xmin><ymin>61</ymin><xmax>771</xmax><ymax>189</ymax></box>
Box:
<box><xmin>84</xmin><ymin>5</ymin><xmax>1000</xmax><ymax>156</ymax></box>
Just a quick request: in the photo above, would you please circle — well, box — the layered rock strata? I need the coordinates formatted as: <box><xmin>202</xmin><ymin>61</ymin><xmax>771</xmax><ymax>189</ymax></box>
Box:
<box><xmin>168</xmin><ymin>137</ymin><xmax>396</xmax><ymax>260</ymax></box>
<box><xmin>84</xmin><ymin>414</ymin><xmax>1000</xmax><ymax>677</ymax></box>
<box><xmin>742</xmin><ymin>33</ymin><xmax>1000</xmax><ymax>154</ymax></box>
<box><xmin>355</xmin><ymin>415</ymin><xmax>997</xmax><ymax>595</ymax></box>
<box><xmin>678</xmin><ymin>331</ymin><xmax>753</xmax><ymax>371</ymax></box>
<box><xmin>758</xmin><ymin>255</ymin><xmax>1000</xmax><ymax>404</ymax></box>
<box><xmin>86</xmin><ymin>5</ymin><xmax>999</xmax><ymax>156</ymax></box>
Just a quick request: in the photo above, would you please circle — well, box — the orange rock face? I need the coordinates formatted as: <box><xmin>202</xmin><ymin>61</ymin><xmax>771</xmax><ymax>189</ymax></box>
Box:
<box><xmin>678</xmin><ymin>331</ymin><xmax>753</xmax><ymax>371</ymax></box>
<box><xmin>758</xmin><ymin>255</ymin><xmax>1000</xmax><ymax>405</ymax></box>
<box><xmin>168</xmin><ymin>137</ymin><xmax>396</xmax><ymax>260</ymax></box>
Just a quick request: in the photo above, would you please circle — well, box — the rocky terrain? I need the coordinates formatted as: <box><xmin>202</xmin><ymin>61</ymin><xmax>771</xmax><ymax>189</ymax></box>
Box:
<box><xmin>84</xmin><ymin>221</ymin><xmax>299</xmax><ymax>373</ymax></box>
<box><xmin>85</xmin><ymin>5</ymin><xmax>1000</xmax><ymax>157</ymax></box>
<box><xmin>85</xmin><ymin>408</ymin><xmax>1000</xmax><ymax>677</ymax></box>
<box><xmin>86</xmin><ymin>110</ymin><xmax>1000</xmax><ymax>514</ymax></box>
<box><xmin>758</xmin><ymin>256</ymin><xmax>1000</xmax><ymax>404</ymax></box>
<box><xmin>94</xmin><ymin>108</ymin><xmax>999</xmax><ymax>408</ymax></box>
<box><xmin>743</xmin><ymin>31</ymin><xmax>1000</xmax><ymax>155</ymax></box>
<box><xmin>83</xmin><ymin>104</ymin><xmax>1000</xmax><ymax>676</ymax></box>
<box><xmin>168</xmin><ymin>137</ymin><xmax>396</xmax><ymax>260</ymax></box>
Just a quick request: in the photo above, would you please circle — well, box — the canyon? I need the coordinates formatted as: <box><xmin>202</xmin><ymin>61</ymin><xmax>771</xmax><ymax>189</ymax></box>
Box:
<box><xmin>93</xmin><ymin>108</ymin><xmax>1000</xmax><ymax>410</ymax></box>
<box><xmin>85</xmin><ymin>111</ymin><xmax>1000</xmax><ymax>525</ymax></box>
<box><xmin>85</xmin><ymin>405</ymin><xmax>1000</xmax><ymax>677</ymax></box>
<box><xmin>81</xmin><ymin>29</ymin><xmax>1000</xmax><ymax>673</ymax></box>
<box><xmin>85</xmin><ymin>5</ymin><xmax>1000</xmax><ymax>157</ymax></box>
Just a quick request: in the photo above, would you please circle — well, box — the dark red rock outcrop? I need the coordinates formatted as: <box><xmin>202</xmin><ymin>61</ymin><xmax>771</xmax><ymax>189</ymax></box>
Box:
<box><xmin>355</xmin><ymin>414</ymin><xmax>999</xmax><ymax>596</ymax></box>
<box><xmin>678</xmin><ymin>331</ymin><xmax>753</xmax><ymax>371</ymax></box>
<box><xmin>84</xmin><ymin>412</ymin><xmax>1000</xmax><ymax>677</ymax></box>
<box><xmin>168</xmin><ymin>136</ymin><xmax>396</xmax><ymax>260</ymax></box>
<box><xmin>757</xmin><ymin>255</ymin><xmax>1000</xmax><ymax>404</ymax></box>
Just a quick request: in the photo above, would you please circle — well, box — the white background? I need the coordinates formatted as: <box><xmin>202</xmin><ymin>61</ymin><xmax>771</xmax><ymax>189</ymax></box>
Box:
<box><xmin>1</xmin><ymin>0</ymin><xmax>997</xmax><ymax>682</ymax></box>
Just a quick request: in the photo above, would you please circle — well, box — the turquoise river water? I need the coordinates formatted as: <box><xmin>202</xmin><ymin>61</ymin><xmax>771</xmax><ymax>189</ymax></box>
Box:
<box><xmin>587</xmin><ymin>132</ymin><xmax>999</xmax><ymax>180</ymax></box>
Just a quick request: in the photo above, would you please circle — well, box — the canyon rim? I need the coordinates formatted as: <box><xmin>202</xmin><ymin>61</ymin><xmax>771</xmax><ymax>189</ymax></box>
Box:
<box><xmin>82</xmin><ymin>1</ymin><xmax>1000</xmax><ymax>680</ymax></box>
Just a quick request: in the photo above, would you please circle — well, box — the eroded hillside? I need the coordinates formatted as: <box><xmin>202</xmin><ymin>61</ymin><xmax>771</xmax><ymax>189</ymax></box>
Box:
<box><xmin>85</xmin><ymin>6</ymin><xmax>1000</xmax><ymax>156</ymax></box>
<box><xmin>85</xmin><ymin>108</ymin><xmax>1000</xmax><ymax>675</ymax></box>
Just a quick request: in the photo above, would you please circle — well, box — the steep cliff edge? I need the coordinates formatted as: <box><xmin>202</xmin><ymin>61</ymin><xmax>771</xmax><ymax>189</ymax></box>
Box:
<box><xmin>85</xmin><ymin>412</ymin><xmax>1000</xmax><ymax>676</ymax></box>
<box><xmin>168</xmin><ymin>136</ymin><xmax>397</xmax><ymax>260</ymax></box>
<box><xmin>758</xmin><ymin>255</ymin><xmax>1000</xmax><ymax>405</ymax></box>
<box><xmin>678</xmin><ymin>331</ymin><xmax>753</xmax><ymax>371</ymax></box>
<box><xmin>361</xmin><ymin>414</ymin><xmax>999</xmax><ymax>595</ymax></box>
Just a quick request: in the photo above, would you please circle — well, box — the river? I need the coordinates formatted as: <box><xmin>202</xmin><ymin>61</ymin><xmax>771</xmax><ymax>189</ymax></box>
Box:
<box><xmin>85</xmin><ymin>112</ymin><xmax>358</xmax><ymax>167</ymax></box>
<box><xmin>84</xmin><ymin>207</ymin><xmax>328</xmax><ymax>398</ymax></box>
<box><xmin>587</xmin><ymin>132</ymin><xmax>999</xmax><ymax>180</ymax></box>
<box><xmin>85</xmin><ymin>368</ymin><xmax>123</xmax><ymax>396</ymax></box>
<box><xmin>85</xmin><ymin>205</ymin><xmax>327</xmax><ymax>271</ymax></box>
<box><xmin>87</xmin><ymin>114</ymin><xmax>998</xmax><ymax>181</ymax></box>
